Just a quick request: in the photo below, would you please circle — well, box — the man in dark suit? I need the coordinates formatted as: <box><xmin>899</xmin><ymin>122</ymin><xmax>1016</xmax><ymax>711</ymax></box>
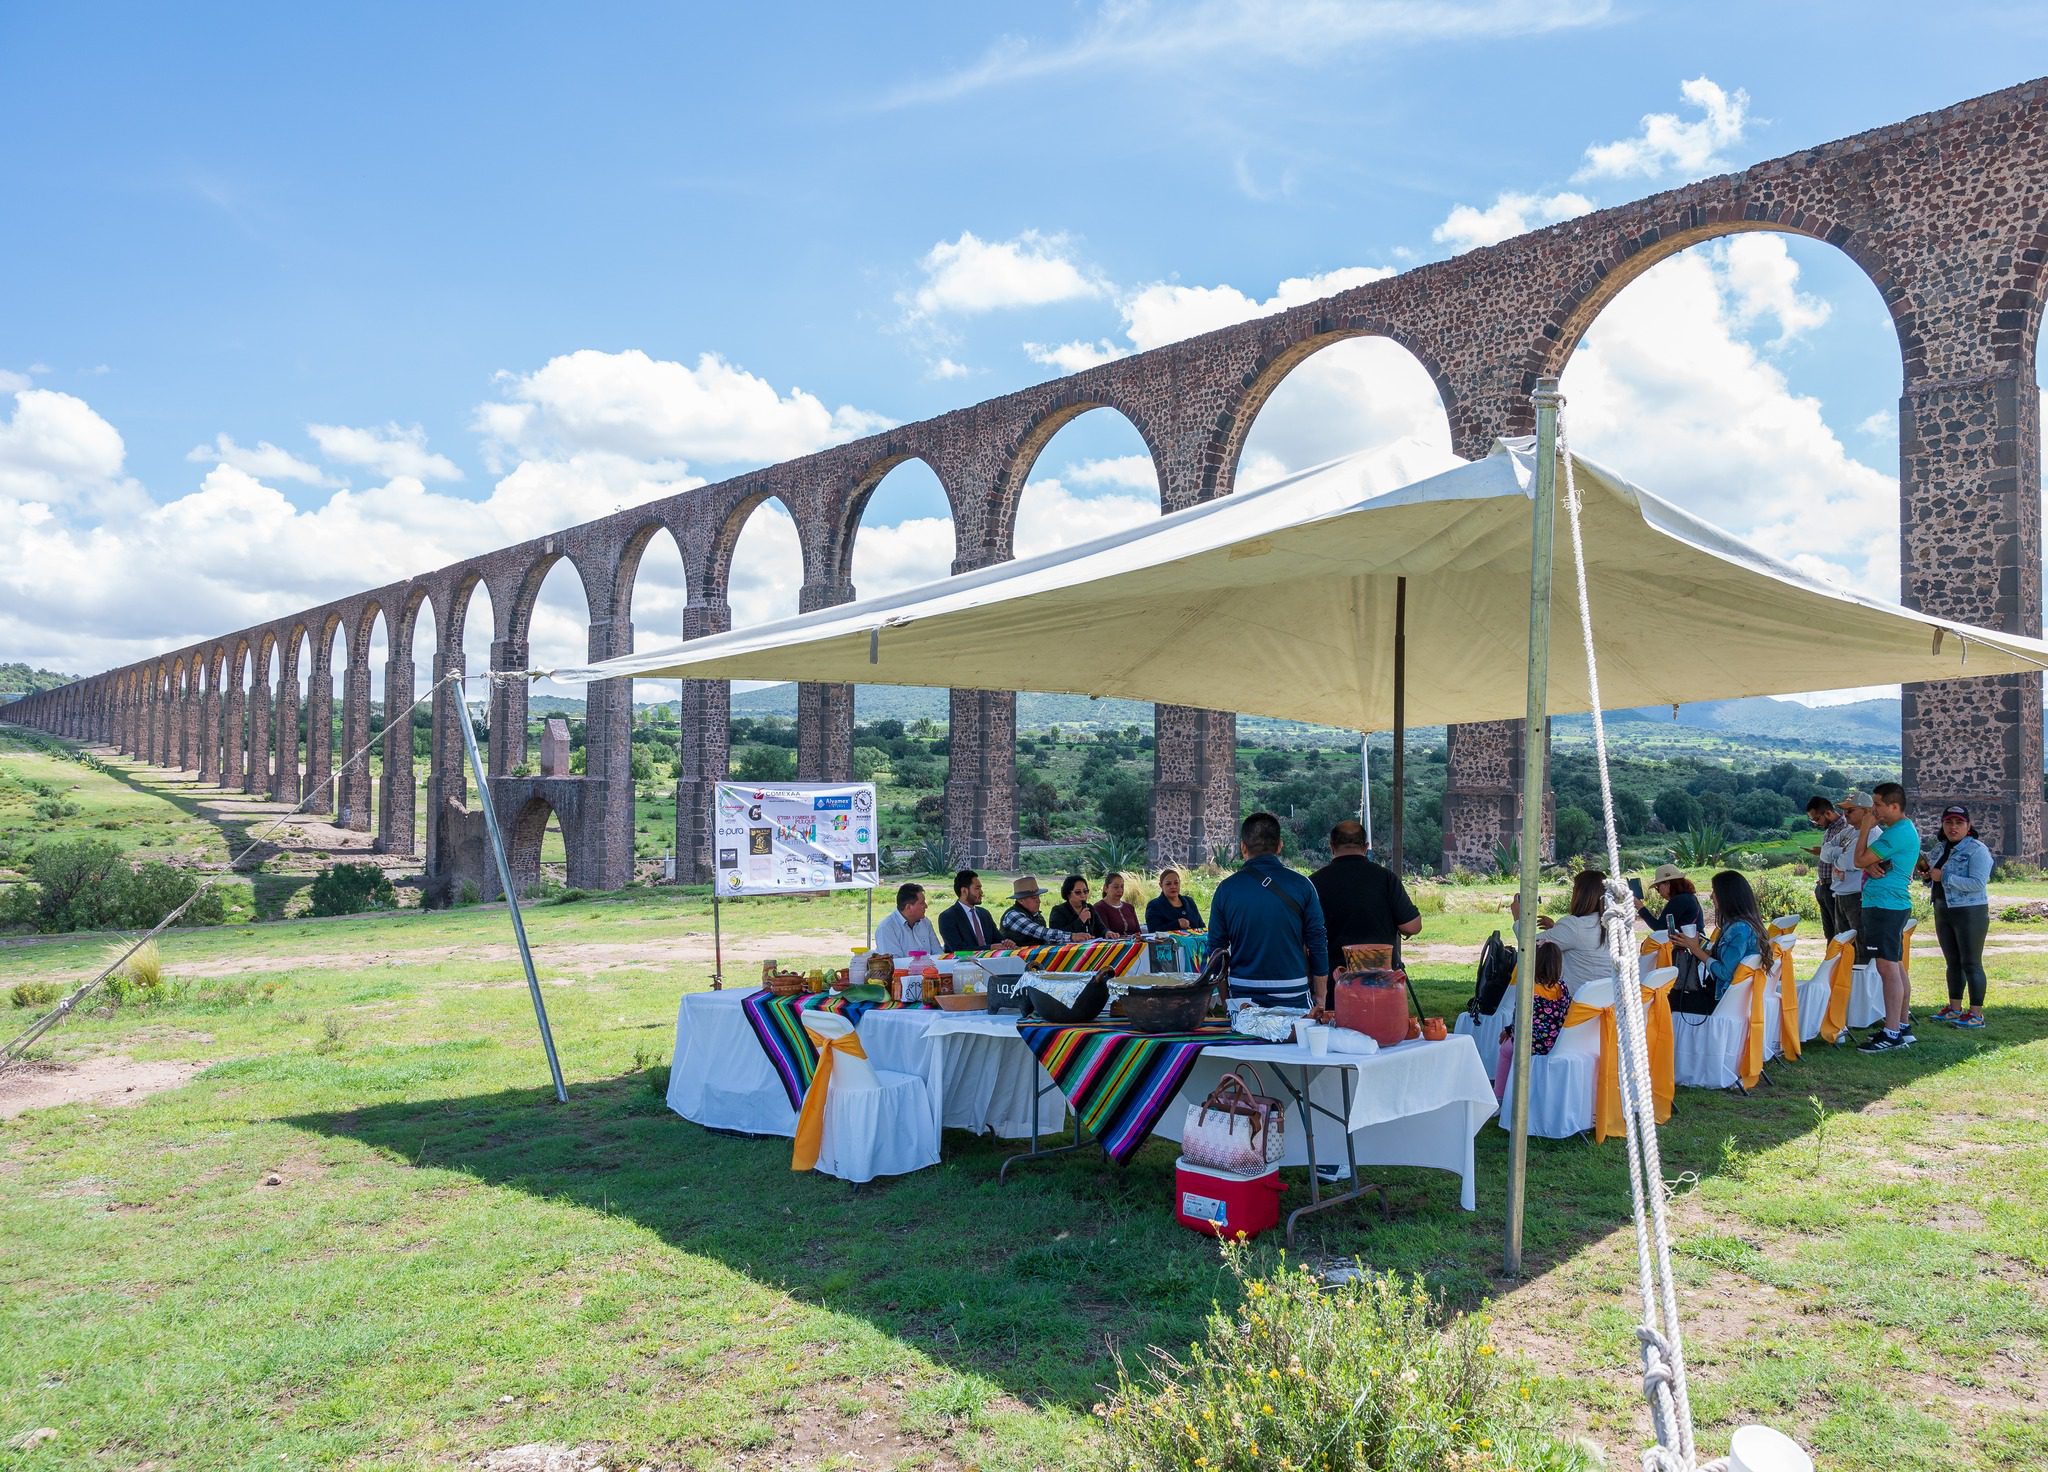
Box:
<box><xmin>937</xmin><ymin>869</ymin><xmax>1002</xmax><ymax>951</ymax></box>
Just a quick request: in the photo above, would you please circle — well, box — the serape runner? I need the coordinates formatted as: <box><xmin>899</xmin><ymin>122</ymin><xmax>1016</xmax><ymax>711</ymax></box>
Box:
<box><xmin>742</xmin><ymin>989</ymin><xmax>912</xmax><ymax>1109</ymax></box>
<box><xmin>1019</xmin><ymin>1020</ymin><xmax>1276</xmax><ymax>1165</ymax></box>
<box><xmin>1003</xmin><ymin>938</ymin><xmax>1149</xmax><ymax>977</ymax></box>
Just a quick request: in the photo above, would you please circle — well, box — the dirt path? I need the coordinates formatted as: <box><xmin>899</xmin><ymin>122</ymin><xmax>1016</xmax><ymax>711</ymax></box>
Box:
<box><xmin>0</xmin><ymin>1056</ymin><xmax>204</xmax><ymax>1120</ymax></box>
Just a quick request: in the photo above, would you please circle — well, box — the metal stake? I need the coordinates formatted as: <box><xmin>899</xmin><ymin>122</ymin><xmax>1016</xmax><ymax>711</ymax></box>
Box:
<box><xmin>1505</xmin><ymin>377</ymin><xmax>1563</xmax><ymax>1276</ymax></box>
<box><xmin>456</xmin><ymin>677</ymin><xmax>567</xmax><ymax>1103</ymax></box>
<box><xmin>1360</xmin><ymin>732</ymin><xmax>1373</xmax><ymax>853</ymax></box>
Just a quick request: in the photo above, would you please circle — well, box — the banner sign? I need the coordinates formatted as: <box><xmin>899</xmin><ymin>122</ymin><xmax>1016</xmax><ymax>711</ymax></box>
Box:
<box><xmin>712</xmin><ymin>781</ymin><xmax>880</xmax><ymax>896</ymax></box>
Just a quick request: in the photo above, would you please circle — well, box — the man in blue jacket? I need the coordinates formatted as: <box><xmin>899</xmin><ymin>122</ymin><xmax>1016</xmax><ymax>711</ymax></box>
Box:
<box><xmin>1207</xmin><ymin>811</ymin><xmax>1329</xmax><ymax>1012</ymax></box>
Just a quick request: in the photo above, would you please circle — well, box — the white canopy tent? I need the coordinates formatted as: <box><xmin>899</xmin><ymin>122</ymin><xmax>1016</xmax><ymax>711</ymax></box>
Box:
<box><xmin>544</xmin><ymin>436</ymin><xmax>2048</xmax><ymax>712</ymax></box>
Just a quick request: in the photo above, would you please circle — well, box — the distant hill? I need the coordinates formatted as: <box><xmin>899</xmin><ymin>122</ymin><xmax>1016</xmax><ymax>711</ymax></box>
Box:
<box><xmin>1560</xmin><ymin>696</ymin><xmax>1901</xmax><ymax>749</ymax></box>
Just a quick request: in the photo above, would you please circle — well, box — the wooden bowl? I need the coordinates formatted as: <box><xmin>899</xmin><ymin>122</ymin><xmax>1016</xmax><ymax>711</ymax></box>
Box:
<box><xmin>932</xmin><ymin>992</ymin><xmax>987</xmax><ymax>1011</ymax></box>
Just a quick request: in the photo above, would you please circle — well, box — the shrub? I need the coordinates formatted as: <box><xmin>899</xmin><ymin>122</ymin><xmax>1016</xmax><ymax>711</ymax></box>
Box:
<box><xmin>1749</xmin><ymin>869</ymin><xmax>1822</xmax><ymax>926</ymax></box>
<box><xmin>10</xmin><ymin>980</ymin><xmax>60</xmax><ymax>1009</ymax></box>
<box><xmin>308</xmin><ymin>863</ymin><xmax>396</xmax><ymax>917</ymax></box>
<box><xmin>1097</xmin><ymin>1247</ymin><xmax>1586</xmax><ymax>1472</ymax></box>
<box><xmin>1097</xmin><ymin>774</ymin><xmax>1152</xmax><ymax>843</ymax></box>
<box><xmin>1079</xmin><ymin>833</ymin><xmax>1148</xmax><ymax>879</ymax></box>
<box><xmin>103</xmin><ymin>940</ymin><xmax>167</xmax><ymax>1007</ymax></box>
<box><xmin>2</xmin><ymin>840</ymin><xmax>223</xmax><ymax>934</ymax></box>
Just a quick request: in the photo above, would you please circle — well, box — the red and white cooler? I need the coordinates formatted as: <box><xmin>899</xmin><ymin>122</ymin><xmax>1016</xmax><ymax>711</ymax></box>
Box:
<box><xmin>1174</xmin><ymin>1155</ymin><xmax>1285</xmax><ymax>1240</ymax></box>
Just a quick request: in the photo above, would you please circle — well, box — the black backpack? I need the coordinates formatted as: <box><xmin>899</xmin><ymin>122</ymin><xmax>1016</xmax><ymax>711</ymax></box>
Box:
<box><xmin>1468</xmin><ymin>930</ymin><xmax>1517</xmax><ymax>1019</ymax></box>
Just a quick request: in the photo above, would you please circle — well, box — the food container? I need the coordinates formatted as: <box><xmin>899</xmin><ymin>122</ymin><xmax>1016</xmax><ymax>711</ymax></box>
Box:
<box><xmin>1421</xmin><ymin>1015</ymin><xmax>1448</xmax><ymax>1042</ymax></box>
<box><xmin>932</xmin><ymin>992</ymin><xmax>988</xmax><ymax>1012</ymax></box>
<box><xmin>1174</xmin><ymin>1155</ymin><xmax>1284</xmax><ymax>1241</ymax></box>
<box><xmin>1343</xmin><ymin>943</ymin><xmax>1396</xmax><ymax>971</ymax></box>
<box><xmin>1334</xmin><ymin>968</ymin><xmax>1410</xmax><ymax>1047</ymax></box>
<box><xmin>764</xmin><ymin>971</ymin><xmax>809</xmax><ymax>997</ymax></box>
<box><xmin>1021</xmin><ymin>972</ymin><xmax>1109</xmax><ymax>1024</ymax></box>
<box><xmin>1117</xmin><ymin>979</ymin><xmax>1213</xmax><ymax>1034</ymax></box>
<box><xmin>863</xmin><ymin>951</ymin><xmax>895</xmax><ymax>985</ymax></box>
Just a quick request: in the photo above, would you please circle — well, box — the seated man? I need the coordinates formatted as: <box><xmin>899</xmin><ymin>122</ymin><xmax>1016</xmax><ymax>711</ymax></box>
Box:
<box><xmin>937</xmin><ymin>868</ymin><xmax>1002</xmax><ymax>951</ymax></box>
<box><xmin>1310</xmin><ymin>819</ymin><xmax>1421</xmax><ymax>1004</ymax></box>
<box><xmin>999</xmin><ymin>875</ymin><xmax>1073</xmax><ymax>946</ymax></box>
<box><xmin>873</xmin><ymin>881</ymin><xmax>941</xmax><ymax>957</ymax></box>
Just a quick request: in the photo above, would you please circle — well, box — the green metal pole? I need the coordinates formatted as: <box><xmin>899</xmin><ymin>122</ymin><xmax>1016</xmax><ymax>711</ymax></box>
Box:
<box><xmin>1505</xmin><ymin>377</ymin><xmax>1563</xmax><ymax>1277</ymax></box>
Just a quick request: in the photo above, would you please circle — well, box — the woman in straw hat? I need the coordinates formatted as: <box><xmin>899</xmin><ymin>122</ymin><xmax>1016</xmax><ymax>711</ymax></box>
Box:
<box><xmin>1636</xmin><ymin>863</ymin><xmax>1704</xmax><ymax>937</ymax></box>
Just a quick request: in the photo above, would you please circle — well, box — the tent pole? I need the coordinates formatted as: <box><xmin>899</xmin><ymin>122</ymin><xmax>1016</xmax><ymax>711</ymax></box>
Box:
<box><xmin>1391</xmin><ymin>576</ymin><xmax>1406</xmax><ymax>874</ymax></box>
<box><xmin>457</xmin><ymin>678</ymin><xmax>568</xmax><ymax>1104</ymax></box>
<box><xmin>1505</xmin><ymin>378</ymin><xmax>1563</xmax><ymax>1277</ymax></box>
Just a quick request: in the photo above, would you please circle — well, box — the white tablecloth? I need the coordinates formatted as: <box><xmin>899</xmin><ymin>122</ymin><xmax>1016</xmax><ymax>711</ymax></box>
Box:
<box><xmin>666</xmin><ymin>992</ymin><xmax>1048</xmax><ymax>1140</ymax></box>
<box><xmin>1157</xmin><ymin>1036</ymin><xmax>1499</xmax><ymax>1210</ymax></box>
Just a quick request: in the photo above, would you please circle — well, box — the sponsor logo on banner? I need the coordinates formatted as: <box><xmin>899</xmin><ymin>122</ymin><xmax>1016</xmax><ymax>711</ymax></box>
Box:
<box><xmin>813</xmin><ymin>795</ymin><xmax>852</xmax><ymax>811</ymax></box>
<box><xmin>718</xmin><ymin>848</ymin><xmax>738</xmax><ymax>867</ymax></box>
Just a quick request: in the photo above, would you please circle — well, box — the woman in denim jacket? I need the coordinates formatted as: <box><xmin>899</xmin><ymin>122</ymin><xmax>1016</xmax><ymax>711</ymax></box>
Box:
<box><xmin>1668</xmin><ymin>871</ymin><xmax>1769</xmax><ymax>1017</ymax></box>
<box><xmin>1923</xmin><ymin>805</ymin><xmax>1994</xmax><ymax>1029</ymax></box>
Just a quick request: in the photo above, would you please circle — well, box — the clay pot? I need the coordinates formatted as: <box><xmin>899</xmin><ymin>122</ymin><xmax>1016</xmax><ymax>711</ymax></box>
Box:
<box><xmin>1421</xmin><ymin>1016</ymin><xmax>1448</xmax><ymax>1042</ymax></box>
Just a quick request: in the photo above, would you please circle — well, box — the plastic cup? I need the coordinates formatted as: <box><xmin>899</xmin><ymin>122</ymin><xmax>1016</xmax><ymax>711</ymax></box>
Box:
<box><xmin>1292</xmin><ymin>1017</ymin><xmax>1314</xmax><ymax>1048</ymax></box>
<box><xmin>1680</xmin><ymin>924</ymin><xmax>1699</xmax><ymax>937</ymax></box>
<box><xmin>1727</xmin><ymin>1426</ymin><xmax>1812</xmax><ymax>1472</ymax></box>
<box><xmin>1306</xmin><ymin>1024</ymin><xmax>1330</xmax><ymax>1057</ymax></box>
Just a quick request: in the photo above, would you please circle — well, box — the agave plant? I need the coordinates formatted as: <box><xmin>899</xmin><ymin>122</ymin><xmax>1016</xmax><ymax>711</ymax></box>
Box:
<box><xmin>913</xmin><ymin>835</ymin><xmax>958</xmax><ymax>877</ymax></box>
<box><xmin>1670</xmin><ymin>824</ymin><xmax>1731</xmax><ymax>869</ymax></box>
<box><xmin>1079</xmin><ymin>833</ymin><xmax>1149</xmax><ymax>877</ymax></box>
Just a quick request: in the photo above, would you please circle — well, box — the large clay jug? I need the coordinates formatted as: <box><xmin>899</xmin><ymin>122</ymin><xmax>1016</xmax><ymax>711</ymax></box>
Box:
<box><xmin>1335</xmin><ymin>969</ymin><xmax>1410</xmax><ymax>1047</ymax></box>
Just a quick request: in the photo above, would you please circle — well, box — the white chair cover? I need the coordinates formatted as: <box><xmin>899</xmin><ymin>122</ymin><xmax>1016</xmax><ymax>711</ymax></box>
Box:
<box><xmin>1796</xmin><ymin>928</ymin><xmax>1855</xmax><ymax>1041</ymax></box>
<box><xmin>1671</xmin><ymin>955</ymin><xmax>1762</xmax><ymax>1090</ymax></box>
<box><xmin>1494</xmin><ymin>977</ymin><xmax>1610</xmax><ymax>1140</ymax></box>
<box><xmin>801</xmin><ymin>1012</ymin><xmax>940</xmax><ymax>1184</ymax></box>
<box><xmin>1452</xmin><ymin>983</ymin><xmax>1516</xmax><ymax>1083</ymax></box>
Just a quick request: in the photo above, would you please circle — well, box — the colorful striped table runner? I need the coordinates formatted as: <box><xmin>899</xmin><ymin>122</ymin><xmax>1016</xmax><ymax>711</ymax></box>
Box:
<box><xmin>1018</xmin><ymin>1020</ymin><xmax>1276</xmax><ymax>1165</ymax></box>
<box><xmin>740</xmin><ymin>990</ymin><xmax>912</xmax><ymax>1109</ymax></box>
<box><xmin>1003</xmin><ymin>939</ymin><xmax>1149</xmax><ymax>976</ymax></box>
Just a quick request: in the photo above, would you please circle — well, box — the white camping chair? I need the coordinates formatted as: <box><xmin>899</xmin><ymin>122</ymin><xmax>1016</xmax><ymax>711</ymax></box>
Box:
<box><xmin>1671</xmin><ymin>954</ymin><xmax>1762</xmax><ymax>1091</ymax></box>
<box><xmin>1453</xmin><ymin>983</ymin><xmax>1516</xmax><ymax>1084</ymax></box>
<box><xmin>1797</xmin><ymin>928</ymin><xmax>1856</xmax><ymax>1041</ymax></box>
<box><xmin>797</xmin><ymin>1012</ymin><xmax>938</xmax><ymax>1185</ymax></box>
<box><xmin>1495</xmin><ymin>977</ymin><xmax>1609</xmax><ymax>1140</ymax></box>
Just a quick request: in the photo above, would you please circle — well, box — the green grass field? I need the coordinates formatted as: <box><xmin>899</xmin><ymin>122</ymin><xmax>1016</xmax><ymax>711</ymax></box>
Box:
<box><xmin>2</xmin><ymin>738</ymin><xmax>2045</xmax><ymax>1470</ymax></box>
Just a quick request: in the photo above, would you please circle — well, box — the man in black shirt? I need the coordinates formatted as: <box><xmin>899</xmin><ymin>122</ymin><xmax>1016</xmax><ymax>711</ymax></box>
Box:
<box><xmin>1309</xmin><ymin>819</ymin><xmax>1422</xmax><ymax>1005</ymax></box>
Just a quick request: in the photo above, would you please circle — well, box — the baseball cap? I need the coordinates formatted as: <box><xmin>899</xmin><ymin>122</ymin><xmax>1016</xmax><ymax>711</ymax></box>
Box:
<box><xmin>1941</xmin><ymin>804</ymin><xmax>1970</xmax><ymax>820</ymax></box>
<box><xmin>1841</xmin><ymin>790</ymin><xmax>1874</xmax><ymax>808</ymax></box>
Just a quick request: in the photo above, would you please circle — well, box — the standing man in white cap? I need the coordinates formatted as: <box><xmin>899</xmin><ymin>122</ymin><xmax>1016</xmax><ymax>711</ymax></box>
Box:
<box><xmin>1825</xmin><ymin>792</ymin><xmax>1870</xmax><ymax>961</ymax></box>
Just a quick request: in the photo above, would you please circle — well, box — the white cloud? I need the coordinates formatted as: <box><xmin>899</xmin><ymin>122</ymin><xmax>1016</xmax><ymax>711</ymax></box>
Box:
<box><xmin>1065</xmin><ymin>454</ymin><xmax>1160</xmax><ymax>491</ymax></box>
<box><xmin>307</xmin><ymin>422</ymin><xmax>463</xmax><ymax>483</ymax></box>
<box><xmin>1576</xmin><ymin>75</ymin><xmax>1750</xmax><ymax>182</ymax></box>
<box><xmin>1558</xmin><ymin>242</ymin><xmax>1898</xmax><ymax>603</ymax></box>
<box><xmin>928</xmin><ymin>357</ymin><xmax>972</xmax><ymax>380</ymax></box>
<box><xmin>0</xmin><ymin>388</ymin><xmax>142</xmax><ymax>516</ymax></box>
<box><xmin>887</xmin><ymin>0</ymin><xmax>1613</xmax><ymax>106</ymax></box>
<box><xmin>850</xmin><ymin>512</ymin><xmax>961</xmax><ymax>601</ymax></box>
<box><xmin>1014</xmin><ymin>477</ymin><xmax>1160</xmax><ymax>559</ymax></box>
<box><xmin>1857</xmin><ymin>410</ymin><xmax>1896</xmax><ymax>439</ymax></box>
<box><xmin>1432</xmin><ymin>190</ymin><xmax>1593</xmax><ymax>251</ymax></box>
<box><xmin>0</xmin><ymin>368</ymin><xmax>32</xmax><ymax>393</ymax></box>
<box><xmin>1024</xmin><ymin>338</ymin><xmax>1128</xmax><ymax>373</ymax></box>
<box><xmin>1719</xmin><ymin>234</ymin><xmax>1830</xmax><ymax>344</ymax></box>
<box><xmin>909</xmin><ymin>230</ymin><xmax>1104</xmax><ymax>317</ymax></box>
<box><xmin>1120</xmin><ymin>266</ymin><xmax>1397</xmax><ymax>351</ymax></box>
<box><xmin>186</xmin><ymin>432</ymin><xmax>331</xmax><ymax>486</ymax></box>
<box><xmin>477</xmin><ymin>348</ymin><xmax>889</xmax><ymax>474</ymax></box>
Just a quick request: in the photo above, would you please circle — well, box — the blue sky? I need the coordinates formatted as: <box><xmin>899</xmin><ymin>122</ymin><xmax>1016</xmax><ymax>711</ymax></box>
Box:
<box><xmin>2</xmin><ymin>2</ymin><xmax>2041</xmax><ymax>696</ymax></box>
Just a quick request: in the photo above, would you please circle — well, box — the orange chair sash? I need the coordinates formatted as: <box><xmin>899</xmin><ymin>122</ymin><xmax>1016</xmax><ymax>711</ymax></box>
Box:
<box><xmin>792</xmin><ymin>1025</ymin><xmax>869</xmax><ymax>1172</ymax></box>
<box><xmin>1640</xmin><ymin>975</ymin><xmax>1675</xmax><ymax>1124</ymax></box>
<box><xmin>1560</xmin><ymin>998</ymin><xmax>1622</xmax><ymax>1144</ymax></box>
<box><xmin>1736</xmin><ymin>960</ymin><xmax>1770</xmax><ymax>1090</ymax></box>
<box><xmin>1818</xmin><ymin>937</ymin><xmax>1857</xmax><ymax>1043</ymax></box>
<box><xmin>1640</xmin><ymin>935</ymin><xmax>1675</xmax><ymax>973</ymax></box>
<box><xmin>1771</xmin><ymin>941</ymin><xmax>1802</xmax><ymax>1062</ymax></box>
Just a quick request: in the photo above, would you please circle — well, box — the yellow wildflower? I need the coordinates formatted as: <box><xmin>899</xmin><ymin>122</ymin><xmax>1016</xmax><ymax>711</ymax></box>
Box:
<box><xmin>1248</xmin><ymin>1281</ymin><xmax>1266</xmax><ymax>1298</ymax></box>
<box><xmin>1268</xmin><ymin>1368</ymin><xmax>1280</xmax><ymax>1380</ymax></box>
<box><xmin>1249</xmin><ymin>1443</ymin><xmax>1260</xmax><ymax>1458</ymax></box>
<box><xmin>1262</xmin><ymin>1402</ymin><xmax>1275</xmax><ymax>1415</ymax></box>
<box><xmin>1519</xmin><ymin>1385</ymin><xmax>1531</xmax><ymax>1400</ymax></box>
<box><xmin>1477</xmin><ymin>1343</ymin><xmax>1495</xmax><ymax>1356</ymax></box>
<box><xmin>1202</xmin><ymin>1408</ymin><xmax>1215</xmax><ymax>1422</ymax></box>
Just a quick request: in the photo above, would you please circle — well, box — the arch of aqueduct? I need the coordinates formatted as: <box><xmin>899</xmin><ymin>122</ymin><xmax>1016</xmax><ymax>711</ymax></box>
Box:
<box><xmin>11</xmin><ymin>79</ymin><xmax>2048</xmax><ymax>889</ymax></box>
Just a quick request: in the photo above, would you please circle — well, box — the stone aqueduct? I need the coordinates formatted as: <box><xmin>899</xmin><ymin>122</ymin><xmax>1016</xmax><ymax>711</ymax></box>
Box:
<box><xmin>11</xmin><ymin>79</ymin><xmax>2048</xmax><ymax>887</ymax></box>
